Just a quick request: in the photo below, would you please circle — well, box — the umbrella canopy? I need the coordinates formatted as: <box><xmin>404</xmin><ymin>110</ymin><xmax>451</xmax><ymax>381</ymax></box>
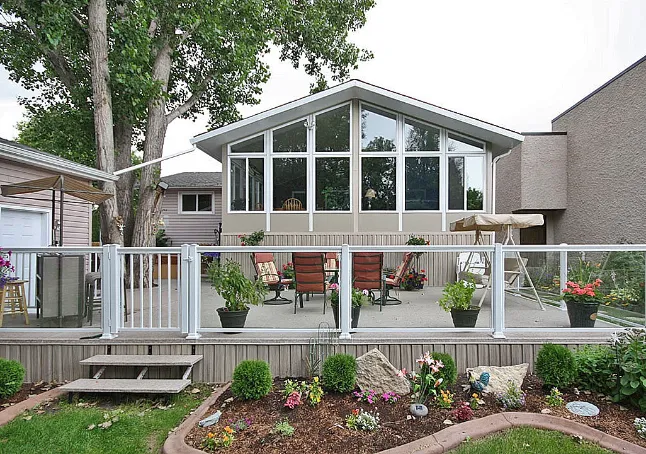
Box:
<box><xmin>1</xmin><ymin>175</ymin><xmax>112</xmax><ymax>204</ymax></box>
<box><xmin>450</xmin><ymin>214</ymin><xmax>544</xmax><ymax>232</ymax></box>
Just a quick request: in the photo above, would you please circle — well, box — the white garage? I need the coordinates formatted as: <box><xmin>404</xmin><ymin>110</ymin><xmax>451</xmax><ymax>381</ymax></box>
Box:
<box><xmin>0</xmin><ymin>207</ymin><xmax>49</xmax><ymax>248</ymax></box>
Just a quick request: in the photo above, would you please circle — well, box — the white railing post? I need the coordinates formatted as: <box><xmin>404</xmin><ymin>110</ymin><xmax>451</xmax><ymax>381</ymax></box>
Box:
<box><xmin>100</xmin><ymin>244</ymin><xmax>120</xmax><ymax>339</ymax></box>
<box><xmin>491</xmin><ymin>242</ymin><xmax>505</xmax><ymax>339</ymax></box>
<box><xmin>180</xmin><ymin>244</ymin><xmax>190</xmax><ymax>335</ymax></box>
<box><xmin>559</xmin><ymin>243</ymin><xmax>568</xmax><ymax>310</ymax></box>
<box><xmin>339</xmin><ymin>244</ymin><xmax>351</xmax><ymax>340</ymax></box>
<box><xmin>186</xmin><ymin>244</ymin><xmax>201</xmax><ymax>339</ymax></box>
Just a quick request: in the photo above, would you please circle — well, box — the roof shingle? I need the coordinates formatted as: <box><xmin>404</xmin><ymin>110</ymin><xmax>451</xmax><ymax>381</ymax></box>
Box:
<box><xmin>161</xmin><ymin>172</ymin><xmax>221</xmax><ymax>188</ymax></box>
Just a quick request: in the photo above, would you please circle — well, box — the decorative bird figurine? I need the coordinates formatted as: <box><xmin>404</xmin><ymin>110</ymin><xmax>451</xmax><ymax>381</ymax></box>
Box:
<box><xmin>470</xmin><ymin>372</ymin><xmax>491</xmax><ymax>392</ymax></box>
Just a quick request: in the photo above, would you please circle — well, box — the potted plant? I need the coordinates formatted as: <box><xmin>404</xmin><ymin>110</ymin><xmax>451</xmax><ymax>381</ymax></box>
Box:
<box><xmin>0</xmin><ymin>248</ymin><xmax>16</xmax><ymax>290</ymax></box>
<box><xmin>329</xmin><ymin>284</ymin><xmax>368</xmax><ymax>329</ymax></box>
<box><xmin>438</xmin><ymin>279</ymin><xmax>478</xmax><ymax>328</ymax></box>
<box><xmin>563</xmin><ymin>278</ymin><xmax>603</xmax><ymax>327</ymax></box>
<box><xmin>406</xmin><ymin>234</ymin><xmax>429</xmax><ymax>271</ymax></box>
<box><xmin>238</xmin><ymin>230</ymin><xmax>265</xmax><ymax>246</ymax></box>
<box><xmin>400</xmin><ymin>269</ymin><xmax>428</xmax><ymax>290</ymax></box>
<box><xmin>208</xmin><ymin>259</ymin><xmax>268</xmax><ymax>329</ymax></box>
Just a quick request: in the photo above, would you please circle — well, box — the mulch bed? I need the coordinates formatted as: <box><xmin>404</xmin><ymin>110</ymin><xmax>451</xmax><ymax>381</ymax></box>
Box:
<box><xmin>186</xmin><ymin>375</ymin><xmax>646</xmax><ymax>453</ymax></box>
<box><xmin>0</xmin><ymin>382</ymin><xmax>60</xmax><ymax>412</ymax></box>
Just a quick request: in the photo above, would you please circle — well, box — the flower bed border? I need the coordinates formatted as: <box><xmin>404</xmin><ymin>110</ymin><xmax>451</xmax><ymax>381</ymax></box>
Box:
<box><xmin>164</xmin><ymin>384</ymin><xmax>646</xmax><ymax>454</ymax></box>
<box><xmin>0</xmin><ymin>387</ymin><xmax>65</xmax><ymax>427</ymax></box>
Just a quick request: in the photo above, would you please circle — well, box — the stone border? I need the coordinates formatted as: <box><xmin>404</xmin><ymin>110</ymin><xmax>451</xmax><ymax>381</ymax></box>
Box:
<box><xmin>163</xmin><ymin>383</ymin><xmax>231</xmax><ymax>454</ymax></box>
<box><xmin>0</xmin><ymin>387</ymin><xmax>65</xmax><ymax>427</ymax></box>
<box><xmin>162</xmin><ymin>388</ymin><xmax>646</xmax><ymax>454</ymax></box>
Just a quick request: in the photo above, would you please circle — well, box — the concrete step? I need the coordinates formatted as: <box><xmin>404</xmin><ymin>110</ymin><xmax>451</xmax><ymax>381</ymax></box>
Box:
<box><xmin>61</xmin><ymin>378</ymin><xmax>192</xmax><ymax>394</ymax></box>
<box><xmin>80</xmin><ymin>355</ymin><xmax>202</xmax><ymax>367</ymax></box>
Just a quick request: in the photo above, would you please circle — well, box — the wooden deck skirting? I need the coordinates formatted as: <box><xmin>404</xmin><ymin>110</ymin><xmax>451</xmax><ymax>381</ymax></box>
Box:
<box><xmin>220</xmin><ymin>232</ymin><xmax>491</xmax><ymax>286</ymax></box>
<box><xmin>0</xmin><ymin>331</ymin><xmax>608</xmax><ymax>384</ymax></box>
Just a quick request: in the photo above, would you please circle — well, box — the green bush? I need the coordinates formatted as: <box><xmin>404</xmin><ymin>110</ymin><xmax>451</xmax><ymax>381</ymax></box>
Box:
<box><xmin>613</xmin><ymin>329</ymin><xmax>646</xmax><ymax>411</ymax></box>
<box><xmin>535</xmin><ymin>344</ymin><xmax>576</xmax><ymax>389</ymax></box>
<box><xmin>231</xmin><ymin>360</ymin><xmax>272</xmax><ymax>400</ymax></box>
<box><xmin>430</xmin><ymin>352</ymin><xmax>457</xmax><ymax>387</ymax></box>
<box><xmin>573</xmin><ymin>345</ymin><xmax>615</xmax><ymax>394</ymax></box>
<box><xmin>0</xmin><ymin>358</ymin><xmax>25</xmax><ymax>398</ymax></box>
<box><xmin>322</xmin><ymin>354</ymin><xmax>356</xmax><ymax>393</ymax></box>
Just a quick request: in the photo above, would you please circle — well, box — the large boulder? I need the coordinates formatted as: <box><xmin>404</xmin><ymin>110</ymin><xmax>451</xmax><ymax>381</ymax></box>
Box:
<box><xmin>467</xmin><ymin>364</ymin><xmax>529</xmax><ymax>395</ymax></box>
<box><xmin>355</xmin><ymin>348</ymin><xmax>410</xmax><ymax>395</ymax></box>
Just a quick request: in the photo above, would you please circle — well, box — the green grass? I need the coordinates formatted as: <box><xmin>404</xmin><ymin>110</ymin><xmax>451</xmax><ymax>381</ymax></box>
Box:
<box><xmin>450</xmin><ymin>427</ymin><xmax>612</xmax><ymax>454</ymax></box>
<box><xmin>0</xmin><ymin>385</ymin><xmax>210</xmax><ymax>454</ymax></box>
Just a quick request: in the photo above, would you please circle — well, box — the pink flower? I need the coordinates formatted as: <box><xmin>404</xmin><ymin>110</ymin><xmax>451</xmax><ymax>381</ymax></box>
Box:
<box><xmin>396</xmin><ymin>368</ymin><xmax>407</xmax><ymax>377</ymax></box>
<box><xmin>329</xmin><ymin>283</ymin><xmax>339</xmax><ymax>290</ymax></box>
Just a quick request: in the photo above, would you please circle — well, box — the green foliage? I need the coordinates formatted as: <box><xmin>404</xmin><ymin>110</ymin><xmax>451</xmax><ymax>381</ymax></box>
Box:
<box><xmin>545</xmin><ymin>387</ymin><xmax>565</xmax><ymax>407</ymax></box>
<box><xmin>536</xmin><ymin>344</ymin><xmax>576</xmax><ymax>389</ymax></box>
<box><xmin>239</xmin><ymin>231</ymin><xmax>264</xmax><ymax>246</ymax></box>
<box><xmin>438</xmin><ymin>280</ymin><xmax>476</xmax><ymax>311</ymax></box>
<box><xmin>155</xmin><ymin>229</ymin><xmax>169</xmax><ymax>247</ymax></box>
<box><xmin>573</xmin><ymin>345</ymin><xmax>616</xmax><ymax>394</ymax></box>
<box><xmin>345</xmin><ymin>408</ymin><xmax>379</xmax><ymax>431</ymax></box>
<box><xmin>329</xmin><ymin>286</ymin><xmax>368</xmax><ymax>308</ymax></box>
<box><xmin>0</xmin><ymin>359</ymin><xmax>24</xmax><ymax>398</ymax></box>
<box><xmin>282</xmin><ymin>378</ymin><xmax>323</xmax><ymax>406</ymax></box>
<box><xmin>466</xmin><ymin>187</ymin><xmax>483</xmax><ymax>210</ymax></box>
<box><xmin>430</xmin><ymin>352</ymin><xmax>457</xmax><ymax>386</ymax></box>
<box><xmin>321</xmin><ymin>354</ymin><xmax>356</xmax><ymax>393</ymax></box>
<box><xmin>496</xmin><ymin>381</ymin><xmax>526</xmax><ymax>410</ymax></box>
<box><xmin>612</xmin><ymin>329</ymin><xmax>646</xmax><ymax>411</ymax></box>
<box><xmin>272</xmin><ymin>418</ymin><xmax>295</xmax><ymax>437</ymax></box>
<box><xmin>231</xmin><ymin>360</ymin><xmax>273</xmax><ymax>400</ymax></box>
<box><xmin>208</xmin><ymin>260</ymin><xmax>267</xmax><ymax>311</ymax></box>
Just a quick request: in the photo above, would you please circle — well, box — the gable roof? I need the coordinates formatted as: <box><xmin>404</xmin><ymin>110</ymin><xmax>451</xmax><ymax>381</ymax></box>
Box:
<box><xmin>192</xmin><ymin>79</ymin><xmax>524</xmax><ymax>161</ymax></box>
<box><xmin>161</xmin><ymin>172</ymin><xmax>221</xmax><ymax>188</ymax></box>
<box><xmin>0</xmin><ymin>137</ymin><xmax>118</xmax><ymax>182</ymax></box>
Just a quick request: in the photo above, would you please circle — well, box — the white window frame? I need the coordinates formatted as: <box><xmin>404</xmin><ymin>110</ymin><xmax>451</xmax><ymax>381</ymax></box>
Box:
<box><xmin>446</xmin><ymin>153</ymin><xmax>487</xmax><ymax>213</ymax></box>
<box><xmin>178</xmin><ymin>192</ymin><xmax>215</xmax><ymax>215</ymax></box>
<box><xmin>270</xmin><ymin>117</ymin><xmax>309</xmax><ymax>214</ymax></box>
<box><xmin>227</xmin><ymin>133</ymin><xmax>266</xmax><ymax>214</ymax></box>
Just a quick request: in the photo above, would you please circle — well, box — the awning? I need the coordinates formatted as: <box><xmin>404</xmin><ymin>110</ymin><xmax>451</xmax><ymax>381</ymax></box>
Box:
<box><xmin>1</xmin><ymin>175</ymin><xmax>112</xmax><ymax>204</ymax></box>
<box><xmin>450</xmin><ymin>214</ymin><xmax>544</xmax><ymax>232</ymax></box>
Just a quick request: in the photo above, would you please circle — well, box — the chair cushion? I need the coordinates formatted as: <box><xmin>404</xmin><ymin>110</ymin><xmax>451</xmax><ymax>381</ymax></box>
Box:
<box><xmin>385</xmin><ymin>277</ymin><xmax>396</xmax><ymax>286</ymax></box>
<box><xmin>257</xmin><ymin>261</ymin><xmax>279</xmax><ymax>284</ymax></box>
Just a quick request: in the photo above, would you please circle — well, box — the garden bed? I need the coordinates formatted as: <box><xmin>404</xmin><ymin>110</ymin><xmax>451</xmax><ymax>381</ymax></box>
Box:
<box><xmin>186</xmin><ymin>375</ymin><xmax>646</xmax><ymax>454</ymax></box>
<box><xmin>0</xmin><ymin>382</ymin><xmax>60</xmax><ymax>412</ymax></box>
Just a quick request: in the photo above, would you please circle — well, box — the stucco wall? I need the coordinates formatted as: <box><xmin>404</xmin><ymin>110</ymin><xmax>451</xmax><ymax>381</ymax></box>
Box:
<box><xmin>520</xmin><ymin>135</ymin><xmax>567</xmax><ymax>210</ymax></box>
<box><xmin>552</xmin><ymin>58</ymin><xmax>646</xmax><ymax>244</ymax></box>
<box><xmin>0</xmin><ymin>158</ymin><xmax>91</xmax><ymax>246</ymax></box>
<box><xmin>160</xmin><ymin>188</ymin><xmax>222</xmax><ymax>245</ymax></box>
<box><xmin>495</xmin><ymin>143</ymin><xmax>522</xmax><ymax>214</ymax></box>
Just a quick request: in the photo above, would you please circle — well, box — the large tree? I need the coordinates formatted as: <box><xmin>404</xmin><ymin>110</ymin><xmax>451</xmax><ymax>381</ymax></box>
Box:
<box><xmin>0</xmin><ymin>0</ymin><xmax>375</xmax><ymax>246</ymax></box>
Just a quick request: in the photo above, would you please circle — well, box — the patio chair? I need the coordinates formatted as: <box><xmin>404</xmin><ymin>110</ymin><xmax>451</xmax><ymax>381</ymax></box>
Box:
<box><xmin>292</xmin><ymin>252</ymin><xmax>327</xmax><ymax>314</ymax></box>
<box><xmin>352</xmin><ymin>252</ymin><xmax>384</xmax><ymax>308</ymax></box>
<box><xmin>476</xmin><ymin>256</ymin><xmax>533</xmax><ymax>307</ymax></box>
<box><xmin>383</xmin><ymin>252</ymin><xmax>414</xmax><ymax>307</ymax></box>
<box><xmin>282</xmin><ymin>198</ymin><xmax>303</xmax><ymax>211</ymax></box>
<box><xmin>325</xmin><ymin>252</ymin><xmax>339</xmax><ymax>283</ymax></box>
<box><xmin>252</xmin><ymin>252</ymin><xmax>293</xmax><ymax>304</ymax></box>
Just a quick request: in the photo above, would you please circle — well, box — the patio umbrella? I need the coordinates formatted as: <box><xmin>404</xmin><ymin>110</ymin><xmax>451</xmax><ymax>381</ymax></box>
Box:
<box><xmin>0</xmin><ymin>175</ymin><xmax>113</xmax><ymax>246</ymax></box>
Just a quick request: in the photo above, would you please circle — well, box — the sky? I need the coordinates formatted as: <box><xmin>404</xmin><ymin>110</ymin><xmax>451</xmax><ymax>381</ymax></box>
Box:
<box><xmin>1</xmin><ymin>0</ymin><xmax>645</xmax><ymax>176</ymax></box>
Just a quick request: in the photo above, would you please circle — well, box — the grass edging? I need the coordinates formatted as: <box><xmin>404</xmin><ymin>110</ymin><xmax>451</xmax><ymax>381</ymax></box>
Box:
<box><xmin>0</xmin><ymin>387</ymin><xmax>65</xmax><ymax>428</ymax></box>
<box><xmin>163</xmin><ymin>383</ymin><xmax>231</xmax><ymax>454</ymax></box>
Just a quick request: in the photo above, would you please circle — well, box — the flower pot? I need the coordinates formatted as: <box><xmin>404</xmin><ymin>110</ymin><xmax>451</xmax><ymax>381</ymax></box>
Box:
<box><xmin>566</xmin><ymin>301</ymin><xmax>599</xmax><ymax>328</ymax></box>
<box><xmin>332</xmin><ymin>305</ymin><xmax>361</xmax><ymax>329</ymax></box>
<box><xmin>217</xmin><ymin>307</ymin><xmax>249</xmax><ymax>329</ymax></box>
<box><xmin>450</xmin><ymin>307</ymin><xmax>480</xmax><ymax>328</ymax></box>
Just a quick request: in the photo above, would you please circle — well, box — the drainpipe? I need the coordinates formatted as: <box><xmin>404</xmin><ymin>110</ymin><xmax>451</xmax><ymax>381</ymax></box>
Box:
<box><xmin>491</xmin><ymin>149</ymin><xmax>513</xmax><ymax>214</ymax></box>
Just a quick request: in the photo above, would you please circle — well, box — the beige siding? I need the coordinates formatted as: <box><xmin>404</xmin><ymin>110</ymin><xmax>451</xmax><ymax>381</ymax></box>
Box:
<box><xmin>160</xmin><ymin>188</ymin><xmax>222</xmax><ymax>245</ymax></box>
<box><xmin>0</xmin><ymin>158</ymin><xmax>91</xmax><ymax>246</ymax></box>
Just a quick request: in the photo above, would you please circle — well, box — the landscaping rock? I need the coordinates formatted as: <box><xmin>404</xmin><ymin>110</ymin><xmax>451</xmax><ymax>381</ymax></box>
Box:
<box><xmin>409</xmin><ymin>404</ymin><xmax>428</xmax><ymax>417</ymax></box>
<box><xmin>566</xmin><ymin>401</ymin><xmax>599</xmax><ymax>417</ymax></box>
<box><xmin>355</xmin><ymin>349</ymin><xmax>410</xmax><ymax>395</ymax></box>
<box><xmin>466</xmin><ymin>364</ymin><xmax>529</xmax><ymax>395</ymax></box>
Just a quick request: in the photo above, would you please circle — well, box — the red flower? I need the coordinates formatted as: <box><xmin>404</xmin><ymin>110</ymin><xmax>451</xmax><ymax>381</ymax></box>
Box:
<box><xmin>237</xmin><ymin>234</ymin><xmax>242</xmax><ymax>238</ymax></box>
<box><xmin>241</xmin><ymin>242</ymin><xmax>246</xmax><ymax>246</ymax></box>
<box><xmin>420</xmin><ymin>269</ymin><xmax>426</xmax><ymax>273</ymax></box>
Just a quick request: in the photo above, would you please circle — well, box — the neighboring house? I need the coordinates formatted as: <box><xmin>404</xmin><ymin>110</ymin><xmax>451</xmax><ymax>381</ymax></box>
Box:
<box><xmin>496</xmin><ymin>55</ymin><xmax>646</xmax><ymax>245</ymax></box>
<box><xmin>159</xmin><ymin>172</ymin><xmax>222</xmax><ymax>245</ymax></box>
<box><xmin>191</xmin><ymin>80</ymin><xmax>522</xmax><ymax>238</ymax></box>
<box><xmin>0</xmin><ymin>137</ymin><xmax>117</xmax><ymax>248</ymax></box>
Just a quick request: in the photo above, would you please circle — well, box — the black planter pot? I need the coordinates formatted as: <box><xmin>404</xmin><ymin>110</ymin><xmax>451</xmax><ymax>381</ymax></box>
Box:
<box><xmin>217</xmin><ymin>307</ymin><xmax>249</xmax><ymax>330</ymax></box>
<box><xmin>332</xmin><ymin>305</ymin><xmax>361</xmax><ymax>329</ymax></box>
<box><xmin>566</xmin><ymin>301</ymin><xmax>599</xmax><ymax>328</ymax></box>
<box><xmin>450</xmin><ymin>307</ymin><xmax>480</xmax><ymax>328</ymax></box>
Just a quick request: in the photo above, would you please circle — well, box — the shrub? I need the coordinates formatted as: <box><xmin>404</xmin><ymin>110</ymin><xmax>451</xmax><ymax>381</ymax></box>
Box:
<box><xmin>322</xmin><ymin>354</ymin><xmax>356</xmax><ymax>393</ymax></box>
<box><xmin>573</xmin><ymin>344</ymin><xmax>615</xmax><ymax>394</ymax></box>
<box><xmin>430</xmin><ymin>352</ymin><xmax>457</xmax><ymax>386</ymax></box>
<box><xmin>535</xmin><ymin>343</ymin><xmax>576</xmax><ymax>389</ymax></box>
<box><xmin>613</xmin><ymin>329</ymin><xmax>646</xmax><ymax>411</ymax></box>
<box><xmin>0</xmin><ymin>359</ymin><xmax>24</xmax><ymax>398</ymax></box>
<box><xmin>496</xmin><ymin>380</ymin><xmax>526</xmax><ymax>410</ymax></box>
<box><xmin>345</xmin><ymin>408</ymin><xmax>379</xmax><ymax>431</ymax></box>
<box><xmin>231</xmin><ymin>360</ymin><xmax>272</xmax><ymax>400</ymax></box>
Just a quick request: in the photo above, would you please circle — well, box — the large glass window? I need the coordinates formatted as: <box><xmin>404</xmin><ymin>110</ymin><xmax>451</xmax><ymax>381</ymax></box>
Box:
<box><xmin>361</xmin><ymin>157</ymin><xmax>396</xmax><ymax>211</ymax></box>
<box><xmin>405</xmin><ymin>157</ymin><xmax>439</xmax><ymax>210</ymax></box>
<box><xmin>316</xmin><ymin>105</ymin><xmax>350</xmax><ymax>152</ymax></box>
<box><xmin>230</xmin><ymin>135</ymin><xmax>263</xmax><ymax>153</ymax></box>
<box><xmin>181</xmin><ymin>193</ymin><xmax>212</xmax><ymax>213</ymax></box>
<box><xmin>230</xmin><ymin>158</ymin><xmax>265</xmax><ymax>211</ymax></box>
<box><xmin>273</xmin><ymin>158</ymin><xmax>307</xmax><ymax>210</ymax></box>
<box><xmin>405</xmin><ymin>119</ymin><xmax>440</xmax><ymax>151</ymax></box>
<box><xmin>248</xmin><ymin>158</ymin><xmax>264</xmax><ymax>211</ymax></box>
<box><xmin>448</xmin><ymin>156</ymin><xmax>484</xmax><ymax>210</ymax></box>
<box><xmin>447</xmin><ymin>133</ymin><xmax>484</xmax><ymax>153</ymax></box>
<box><xmin>273</xmin><ymin>121</ymin><xmax>307</xmax><ymax>152</ymax></box>
<box><xmin>361</xmin><ymin>105</ymin><xmax>396</xmax><ymax>152</ymax></box>
<box><xmin>316</xmin><ymin>158</ymin><xmax>350</xmax><ymax>211</ymax></box>
<box><xmin>230</xmin><ymin>158</ymin><xmax>246</xmax><ymax>211</ymax></box>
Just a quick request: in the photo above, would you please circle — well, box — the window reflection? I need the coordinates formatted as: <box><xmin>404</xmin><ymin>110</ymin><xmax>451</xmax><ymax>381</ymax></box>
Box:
<box><xmin>231</xmin><ymin>135</ymin><xmax>264</xmax><ymax>153</ymax></box>
<box><xmin>361</xmin><ymin>157</ymin><xmax>396</xmax><ymax>210</ymax></box>
<box><xmin>316</xmin><ymin>105</ymin><xmax>350</xmax><ymax>152</ymax></box>
<box><xmin>448</xmin><ymin>156</ymin><xmax>484</xmax><ymax>210</ymax></box>
<box><xmin>405</xmin><ymin>157</ymin><xmax>439</xmax><ymax>210</ymax></box>
<box><xmin>273</xmin><ymin>158</ymin><xmax>307</xmax><ymax>210</ymax></box>
<box><xmin>447</xmin><ymin>133</ymin><xmax>484</xmax><ymax>153</ymax></box>
<box><xmin>316</xmin><ymin>158</ymin><xmax>350</xmax><ymax>210</ymax></box>
<box><xmin>361</xmin><ymin>106</ymin><xmax>396</xmax><ymax>152</ymax></box>
<box><xmin>405</xmin><ymin>119</ymin><xmax>440</xmax><ymax>151</ymax></box>
<box><xmin>273</xmin><ymin>122</ymin><xmax>307</xmax><ymax>153</ymax></box>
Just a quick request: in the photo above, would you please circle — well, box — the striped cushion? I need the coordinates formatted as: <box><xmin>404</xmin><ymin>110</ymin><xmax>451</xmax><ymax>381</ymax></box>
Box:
<box><xmin>257</xmin><ymin>261</ymin><xmax>279</xmax><ymax>285</ymax></box>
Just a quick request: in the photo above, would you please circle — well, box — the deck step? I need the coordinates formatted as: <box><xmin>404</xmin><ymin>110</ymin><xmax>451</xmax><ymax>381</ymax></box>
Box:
<box><xmin>61</xmin><ymin>378</ymin><xmax>192</xmax><ymax>394</ymax></box>
<box><xmin>80</xmin><ymin>355</ymin><xmax>202</xmax><ymax>367</ymax></box>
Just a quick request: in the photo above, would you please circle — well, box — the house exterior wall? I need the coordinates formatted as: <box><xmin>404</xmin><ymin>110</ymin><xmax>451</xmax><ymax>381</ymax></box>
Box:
<box><xmin>495</xmin><ymin>143</ymin><xmax>522</xmax><ymax>214</ymax></box>
<box><xmin>0</xmin><ymin>157</ymin><xmax>92</xmax><ymax>246</ymax></box>
<box><xmin>552</xmin><ymin>58</ymin><xmax>646</xmax><ymax>244</ymax></box>
<box><xmin>160</xmin><ymin>188</ymin><xmax>222</xmax><ymax>245</ymax></box>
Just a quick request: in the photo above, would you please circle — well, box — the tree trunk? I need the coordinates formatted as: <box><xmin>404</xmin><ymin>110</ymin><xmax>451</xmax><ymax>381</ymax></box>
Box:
<box><xmin>114</xmin><ymin>120</ymin><xmax>135</xmax><ymax>246</ymax></box>
<box><xmin>88</xmin><ymin>0</ymin><xmax>121</xmax><ymax>245</ymax></box>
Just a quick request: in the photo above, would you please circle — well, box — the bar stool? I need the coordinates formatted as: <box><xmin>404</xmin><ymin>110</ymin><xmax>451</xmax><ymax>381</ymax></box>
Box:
<box><xmin>0</xmin><ymin>280</ymin><xmax>30</xmax><ymax>327</ymax></box>
<box><xmin>84</xmin><ymin>272</ymin><xmax>129</xmax><ymax>325</ymax></box>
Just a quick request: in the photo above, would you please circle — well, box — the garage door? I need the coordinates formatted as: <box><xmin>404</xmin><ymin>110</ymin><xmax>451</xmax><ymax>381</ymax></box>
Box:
<box><xmin>0</xmin><ymin>208</ymin><xmax>48</xmax><ymax>247</ymax></box>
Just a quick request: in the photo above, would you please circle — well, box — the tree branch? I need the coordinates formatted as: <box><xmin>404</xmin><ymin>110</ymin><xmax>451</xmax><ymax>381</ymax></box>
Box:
<box><xmin>71</xmin><ymin>13</ymin><xmax>87</xmax><ymax>33</ymax></box>
<box><xmin>165</xmin><ymin>74</ymin><xmax>213</xmax><ymax>123</ymax></box>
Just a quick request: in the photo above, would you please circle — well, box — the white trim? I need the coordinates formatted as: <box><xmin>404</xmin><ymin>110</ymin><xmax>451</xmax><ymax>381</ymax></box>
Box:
<box><xmin>178</xmin><ymin>192</ymin><xmax>215</xmax><ymax>215</ymax></box>
<box><xmin>445</xmin><ymin>153</ymin><xmax>487</xmax><ymax>213</ymax></box>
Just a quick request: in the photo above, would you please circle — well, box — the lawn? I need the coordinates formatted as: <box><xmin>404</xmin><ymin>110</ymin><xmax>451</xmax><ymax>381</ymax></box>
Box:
<box><xmin>450</xmin><ymin>427</ymin><xmax>612</xmax><ymax>454</ymax></box>
<box><xmin>0</xmin><ymin>385</ymin><xmax>211</xmax><ymax>454</ymax></box>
